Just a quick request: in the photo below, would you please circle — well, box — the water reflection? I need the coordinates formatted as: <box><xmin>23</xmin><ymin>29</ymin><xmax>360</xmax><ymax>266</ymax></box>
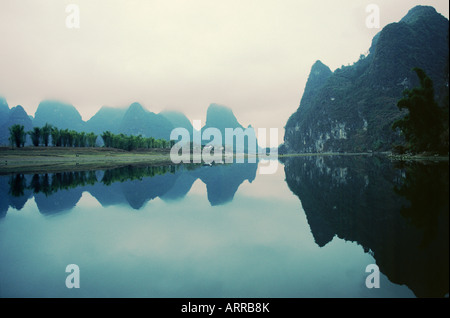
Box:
<box><xmin>0</xmin><ymin>162</ymin><xmax>258</xmax><ymax>216</ymax></box>
<box><xmin>282</xmin><ymin>155</ymin><xmax>449</xmax><ymax>298</ymax></box>
<box><xmin>0</xmin><ymin>156</ymin><xmax>448</xmax><ymax>298</ymax></box>
<box><xmin>394</xmin><ymin>161</ymin><xmax>449</xmax><ymax>249</ymax></box>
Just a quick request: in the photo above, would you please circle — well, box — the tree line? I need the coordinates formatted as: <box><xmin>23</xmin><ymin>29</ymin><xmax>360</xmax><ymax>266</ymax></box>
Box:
<box><xmin>8</xmin><ymin>124</ymin><xmax>174</xmax><ymax>151</ymax></box>
<box><xmin>100</xmin><ymin>131</ymin><xmax>175</xmax><ymax>151</ymax></box>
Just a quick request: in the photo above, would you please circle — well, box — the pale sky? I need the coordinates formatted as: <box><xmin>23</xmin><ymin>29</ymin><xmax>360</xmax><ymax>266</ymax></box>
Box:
<box><xmin>0</xmin><ymin>0</ymin><xmax>448</xmax><ymax>145</ymax></box>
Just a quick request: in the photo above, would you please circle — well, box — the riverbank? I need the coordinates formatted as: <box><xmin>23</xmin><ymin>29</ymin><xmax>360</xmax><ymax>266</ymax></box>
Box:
<box><xmin>388</xmin><ymin>152</ymin><xmax>449</xmax><ymax>162</ymax></box>
<box><xmin>0</xmin><ymin>147</ymin><xmax>174</xmax><ymax>174</ymax></box>
<box><xmin>279</xmin><ymin>151</ymin><xmax>449</xmax><ymax>162</ymax></box>
<box><xmin>2</xmin><ymin>147</ymin><xmax>447</xmax><ymax>174</ymax></box>
<box><xmin>278</xmin><ymin>152</ymin><xmax>377</xmax><ymax>158</ymax></box>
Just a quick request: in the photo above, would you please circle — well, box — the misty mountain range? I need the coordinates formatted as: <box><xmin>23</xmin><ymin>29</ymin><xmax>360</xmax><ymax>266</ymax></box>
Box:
<box><xmin>1</xmin><ymin>5</ymin><xmax>448</xmax><ymax>154</ymax></box>
<box><xmin>0</xmin><ymin>97</ymin><xmax>256</xmax><ymax>149</ymax></box>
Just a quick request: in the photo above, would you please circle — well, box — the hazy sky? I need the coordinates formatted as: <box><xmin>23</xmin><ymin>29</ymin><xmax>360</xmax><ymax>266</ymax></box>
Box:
<box><xmin>0</xmin><ymin>0</ymin><xmax>448</xmax><ymax>144</ymax></box>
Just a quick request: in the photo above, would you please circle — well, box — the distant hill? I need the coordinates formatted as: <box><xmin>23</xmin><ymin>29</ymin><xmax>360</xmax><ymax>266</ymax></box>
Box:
<box><xmin>119</xmin><ymin>102</ymin><xmax>175</xmax><ymax>140</ymax></box>
<box><xmin>33</xmin><ymin>100</ymin><xmax>84</xmax><ymax>131</ymax></box>
<box><xmin>0</xmin><ymin>96</ymin><xmax>10</xmax><ymax>127</ymax></box>
<box><xmin>160</xmin><ymin>110</ymin><xmax>194</xmax><ymax>136</ymax></box>
<box><xmin>284</xmin><ymin>5</ymin><xmax>449</xmax><ymax>153</ymax></box>
<box><xmin>0</xmin><ymin>105</ymin><xmax>33</xmax><ymax>145</ymax></box>
<box><xmin>85</xmin><ymin>106</ymin><xmax>126</xmax><ymax>135</ymax></box>
<box><xmin>202</xmin><ymin>103</ymin><xmax>258</xmax><ymax>153</ymax></box>
<box><xmin>204</xmin><ymin>103</ymin><xmax>243</xmax><ymax>132</ymax></box>
<box><xmin>0</xmin><ymin>98</ymin><xmax>257</xmax><ymax>149</ymax></box>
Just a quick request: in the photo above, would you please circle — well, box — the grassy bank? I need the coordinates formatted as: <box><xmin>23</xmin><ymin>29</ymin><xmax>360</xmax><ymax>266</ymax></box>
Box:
<box><xmin>0</xmin><ymin>147</ymin><xmax>174</xmax><ymax>174</ymax></box>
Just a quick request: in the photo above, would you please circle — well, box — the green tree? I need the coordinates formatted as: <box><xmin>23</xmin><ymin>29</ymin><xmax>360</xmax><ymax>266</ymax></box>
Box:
<box><xmin>135</xmin><ymin>135</ymin><xmax>144</xmax><ymax>149</ymax></box>
<box><xmin>41</xmin><ymin>123</ymin><xmax>52</xmax><ymax>147</ymax></box>
<box><xmin>28</xmin><ymin>127</ymin><xmax>41</xmax><ymax>147</ymax></box>
<box><xmin>145</xmin><ymin>137</ymin><xmax>155</xmax><ymax>148</ymax></box>
<box><xmin>79</xmin><ymin>132</ymin><xmax>86</xmax><ymax>147</ymax></box>
<box><xmin>9</xmin><ymin>124</ymin><xmax>26</xmax><ymax>148</ymax></box>
<box><xmin>73</xmin><ymin>131</ymin><xmax>80</xmax><ymax>147</ymax></box>
<box><xmin>392</xmin><ymin>68</ymin><xmax>445</xmax><ymax>154</ymax></box>
<box><xmin>61</xmin><ymin>129</ymin><xmax>68</xmax><ymax>147</ymax></box>
<box><xmin>51</xmin><ymin>127</ymin><xmax>61</xmax><ymax>147</ymax></box>
<box><xmin>68</xmin><ymin>130</ymin><xmax>75</xmax><ymax>147</ymax></box>
<box><xmin>87</xmin><ymin>132</ymin><xmax>97</xmax><ymax>147</ymax></box>
<box><xmin>101</xmin><ymin>131</ymin><xmax>113</xmax><ymax>148</ymax></box>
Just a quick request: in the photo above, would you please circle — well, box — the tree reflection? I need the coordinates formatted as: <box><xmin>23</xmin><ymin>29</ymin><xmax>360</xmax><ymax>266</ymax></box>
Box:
<box><xmin>8</xmin><ymin>174</ymin><xmax>26</xmax><ymax>197</ymax></box>
<box><xmin>6</xmin><ymin>166</ymin><xmax>181</xmax><ymax>198</ymax></box>
<box><xmin>394</xmin><ymin>161</ymin><xmax>449</xmax><ymax>249</ymax></box>
<box><xmin>101</xmin><ymin>165</ymin><xmax>177</xmax><ymax>185</ymax></box>
<box><xmin>3</xmin><ymin>161</ymin><xmax>257</xmax><ymax>212</ymax></box>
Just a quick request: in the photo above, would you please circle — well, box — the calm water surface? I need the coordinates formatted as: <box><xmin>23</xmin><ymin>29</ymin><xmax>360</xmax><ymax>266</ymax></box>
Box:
<box><xmin>0</xmin><ymin>155</ymin><xmax>448</xmax><ymax>298</ymax></box>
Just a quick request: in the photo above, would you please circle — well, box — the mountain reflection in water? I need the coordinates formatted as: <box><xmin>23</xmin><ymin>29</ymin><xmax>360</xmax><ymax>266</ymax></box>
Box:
<box><xmin>0</xmin><ymin>162</ymin><xmax>257</xmax><ymax>216</ymax></box>
<box><xmin>0</xmin><ymin>155</ymin><xmax>448</xmax><ymax>298</ymax></box>
<box><xmin>282</xmin><ymin>155</ymin><xmax>448</xmax><ymax>298</ymax></box>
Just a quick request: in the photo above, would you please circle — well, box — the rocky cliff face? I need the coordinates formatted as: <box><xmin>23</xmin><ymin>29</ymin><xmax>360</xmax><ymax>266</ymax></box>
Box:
<box><xmin>284</xmin><ymin>6</ymin><xmax>449</xmax><ymax>153</ymax></box>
